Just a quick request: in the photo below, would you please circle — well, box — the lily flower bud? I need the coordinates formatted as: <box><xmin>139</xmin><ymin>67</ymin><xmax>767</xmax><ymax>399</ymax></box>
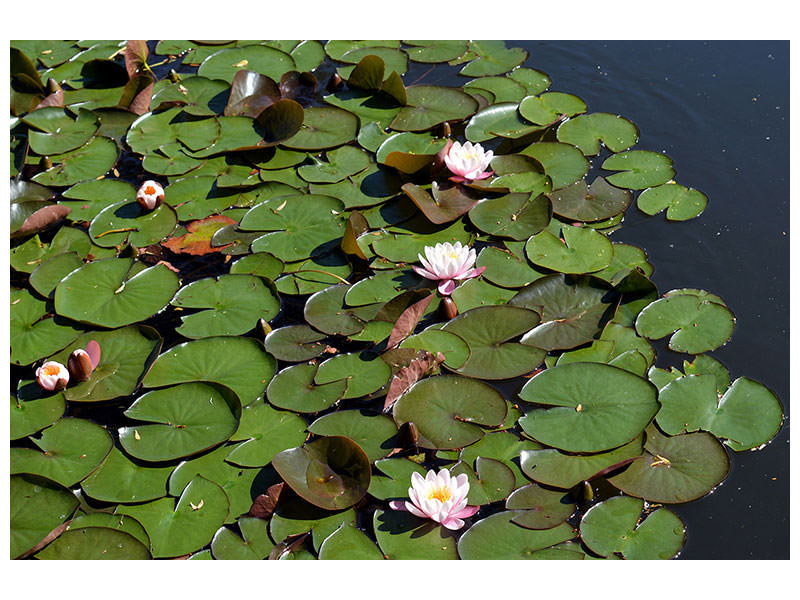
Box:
<box><xmin>136</xmin><ymin>180</ymin><xmax>165</xmax><ymax>211</ymax></box>
<box><xmin>36</xmin><ymin>361</ymin><xmax>69</xmax><ymax>391</ymax></box>
<box><xmin>68</xmin><ymin>348</ymin><xmax>94</xmax><ymax>382</ymax></box>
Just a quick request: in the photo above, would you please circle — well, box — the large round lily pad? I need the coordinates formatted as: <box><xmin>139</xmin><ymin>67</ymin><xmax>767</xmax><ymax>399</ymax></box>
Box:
<box><xmin>390</xmin><ymin>85</ymin><xmax>478</xmax><ymax>132</ymax></box>
<box><xmin>549</xmin><ymin>177</ymin><xmax>633</xmax><ymax>222</ymax></box>
<box><xmin>556</xmin><ymin>112</ymin><xmax>639</xmax><ymax>155</ymax></box>
<box><xmin>468</xmin><ymin>193</ymin><xmax>551</xmax><ymax>240</ymax></box>
<box><xmin>225</xmin><ymin>398</ymin><xmax>308</xmax><ymax>468</ymax></box>
<box><xmin>81</xmin><ymin>446</ymin><xmax>174</xmax><ymax>503</ymax></box>
<box><xmin>54</xmin><ymin>258</ymin><xmax>180</xmax><ymax>328</ymax></box>
<box><xmin>10</xmin><ymin>287</ymin><xmax>83</xmax><ymax>366</ymax></box>
<box><xmin>119</xmin><ymin>382</ymin><xmax>239</xmax><ymax>462</ymax></box>
<box><xmin>197</xmin><ymin>45</ymin><xmax>295</xmax><ymax>83</ymax></box>
<box><xmin>36</xmin><ymin>525</ymin><xmax>152</xmax><ymax>560</ymax></box>
<box><xmin>267</xmin><ymin>363</ymin><xmax>348</xmax><ymax>413</ymax></box>
<box><xmin>11</xmin><ymin>474</ymin><xmax>79</xmax><ymax>559</ymax></box>
<box><xmin>373</xmin><ymin>508</ymin><xmax>459</xmax><ymax>560</ymax></box>
<box><xmin>392</xmin><ymin>375</ymin><xmax>507</xmax><ymax>449</ymax></box>
<box><xmin>457</xmin><ymin>512</ymin><xmax>577</xmax><ymax>560</ymax></box>
<box><xmin>601</xmin><ymin>150</ymin><xmax>675</xmax><ymax>190</ymax></box>
<box><xmin>314</xmin><ymin>351</ymin><xmax>392</xmax><ymax>399</ymax></box>
<box><xmin>308</xmin><ymin>410</ymin><xmax>398</xmax><ymax>462</ymax></box>
<box><xmin>88</xmin><ymin>201</ymin><xmax>177</xmax><ymax>248</ymax></box>
<box><xmin>283</xmin><ymin>106</ymin><xmax>358</xmax><ymax>150</ymax></box>
<box><xmin>518</xmin><ymin>363</ymin><xmax>659</xmax><ymax>452</ymax></box>
<box><xmin>525</xmin><ymin>226</ymin><xmax>613</xmax><ymax>274</ymax></box>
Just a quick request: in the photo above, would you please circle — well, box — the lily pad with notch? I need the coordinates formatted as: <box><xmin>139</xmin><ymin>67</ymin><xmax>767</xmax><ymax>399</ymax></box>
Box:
<box><xmin>10</xmin><ymin>288</ymin><xmax>83</xmax><ymax>366</ymax></box>
<box><xmin>519</xmin><ymin>142</ymin><xmax>590</xmax><ymax>189</ymax></box>
<box><xmin>373</xmin><ymin>508</ymin><xmax>459</xmax><ymax>560</ymax></box>
<box><xmin>225</xmin><ymin>398</ymin><xmax>308</xmax><ymax>468</ymax></box>
<box><xmin>80</xmin><ymin>446</ymin><xmax>174</xmax><ymax>504</ymax></box>
<box><xmin>88</xmin><ymin>201</ymin><xmax>177</xmax><ymax>248</ymax></box>
<box><xmin>469</xmin><ymin>192</ymin><xmax>551</xmax><ymax>240</ymax></box>
<box><xmin>390</xmin><ymin>85</ymin><xmax>478</xmax><ymax>132</ymax></box>
<box><xmin>457</xmin><ymin>512</ymin><xmax>576</xmax><ymax>560</ymax></box>
<box><xmin>308</xmin><ymin>410</ymin><xmax>398</xmax><ymax>462</ymax></box>
<box><xmin>556</xmin><ymin>112</ymin><xmax>639</xmax><ymax>156</ymax></box>
<box><xmin>10</xmin><ymin>388</ymin><xmax>66</xmax><ymax>441</ymax></box>
<box><xmin>637</xmin><ymin>182</ymin><xmax>708</xmax><ymax>221</ymax></box>
<box><xmin>505</xmin><ymin>483</ymin><xmax>576</xmax><ymax>530</ymax></box>
<box><xmin>283</xmin><ymin>106</ymin><xmax>358</xmax><ymax>150</ymax></box>
<box><xmin>267</xmin><ymin>362</ymin><xmax>348</xmax><ymax>413</ymax></box>
<box><xmin>601</xmin><ymin>150</ymin><xmax>675</xmax><ymax>190</ymax></box>
<box><xmin>525</xmin><ymin>226</ymin><xmax>614</xmax><ymax>274</ymax></box>
<box><xmin>11</xmin><ymin>474</ymin><xmax>80</xmax><ymax>559</ymax></box>
<box><xmin>32</xmin><ymin>136</ymin><xmax>119</xmax><ymax>187</ymax></box>
<box><xmin>314</xmin><ymin>351</ymin><xmax>392</xmax><ymax>400</ymax></box>
<box><xmin>549</xmin><ymin>176</ymin><xmax>633</xmax><ymax>222</ymax></box>
<box><xmin>197</xmin><ymin>45</ymin><xmax>295</xmax><ymax>83</ymax></box>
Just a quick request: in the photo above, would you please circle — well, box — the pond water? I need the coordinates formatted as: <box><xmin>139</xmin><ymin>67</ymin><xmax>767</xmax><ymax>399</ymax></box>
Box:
<box><xmin>497</xmin><ymin>41</ymin><xmax>789</xmax><ymax>560</ymax></box>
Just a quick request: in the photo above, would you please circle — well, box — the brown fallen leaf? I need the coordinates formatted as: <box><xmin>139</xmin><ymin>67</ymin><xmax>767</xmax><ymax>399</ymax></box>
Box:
<box><xmin>162</xmin><ymin>215</ymin><xmax>237</xmax><ymax>255</ymax></box>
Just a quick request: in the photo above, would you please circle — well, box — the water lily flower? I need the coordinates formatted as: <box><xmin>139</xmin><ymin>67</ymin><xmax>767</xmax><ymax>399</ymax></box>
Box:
<box><xmin>444</xmin><ymin>140</ymin><xmax>494</xmax><ymax>182</ymax></box>
<box><xmin>413</xmin><ymin>241</ymin><xmax>486</xmax><ymax>295</ymax></box>
<box><xmin>389</xmin><ymin>468</ymin><xmax>479</xmax><ymax>530</ymax></box>
<box><xmin>35</xmin><ymin>361</ymin><xmax>69</xmax><ymax>391</ymax></box>
<box><xmin>68</xmin><ymin>348</ymin><xmax>94</xmax><ymax>382</ymax></box>
<box><xmin>136</xmin><ymin>180</ymin><xmax>164</xmax><ymax>211</ymax></box>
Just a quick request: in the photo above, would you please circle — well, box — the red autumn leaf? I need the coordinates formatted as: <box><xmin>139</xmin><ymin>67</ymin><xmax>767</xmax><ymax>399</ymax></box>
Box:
<box><xmin>383</xmin><ymin>350</ymin><xmax>445</xmax><ymax>412</ymax></box>
<box><xmin>386</xmin><ymin>293</ymin><xmax>434</xmax><ymax>349</ymax></box>
<box><xmin>248</xmin><ymin>482</ymin><xmax>286</xmax><ymax>519</ymax></box>
<box><xmin>162</xmin><ymin>215</ymin><xmax>237</xmax><ymax>255</ymax></box>
<box><xmin>124</xmin><ymin>40</ymin><xmax>149</xmax><ymax>78</ymax></box>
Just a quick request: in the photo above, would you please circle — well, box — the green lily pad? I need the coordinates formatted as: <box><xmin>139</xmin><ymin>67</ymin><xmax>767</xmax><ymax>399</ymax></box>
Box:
<box><xmin>263</xmin><ymin>325</ymin><xmax>329</xmax><ymax>362</ymax></box>
<box><xmin>66</xmin><ymin>512</ymin><xmax>149</xmax><ymax>548</ymax></box>
<box><xmin>682</xmin><ymin>354</ymin><xmax>731</xmax><ymax>393</ymax></box>
<box><xmin>344</xmin><ymin>268</ymin><xmax>421</xmax><ymax>306</ymax></box>
<box><xmin>459</xmin><ymin>431</ymin><xmax>541</xmax><ymax>488</ymax></box>
<box><xmin>526</xmin><ymin>226</ymin><xmax>614</xmax><ymax>274</ymax></box>
<box><xmin>465</xmin><ymin>103</ymin><xmax>543</xmax><ymax>143</ymax></box>
<box><xmin>373</xmin><ymin>508</ymin><xmax>459</xmax><ymax>560</ymax></box>
<box><xmin>308</xmin><ymin>410</ymin><xmax>398</xmax><ymax>462</ymax></box>
<box><xmin>520</xmin><ymin>435</ymin><xmax>644</xmax><ymax>489</ymax></box>
<box><xmin>390</xmin><ymin>85</ymin><xmax>478</xmax><ymax>132</ymax></box>
<box><xmin>29</xmin><ymin>252</ymin><xmax>85</xmax><ymax>298</ymax></box>
<box><xmin>637</xmin><ymin>182</ymin><xmax>708</xmax><ymax>221</ymax></box>
<box><xmin>298</xmin><ymin>146</ymin><xmax>370</xmax><ymax>183</ymax></box>
<box><xmin>469</xmin><ymin>193</ymin><xmax>551</xmax><ymax>240</ymax></box>
<box><xmin>368</xmin><ymin>458</ymin><xmax>428</xmax><ymax>501</ymax></box>
<box><xmin>197</xmin><ymin>45</ymin><xmax>295</xmax><ymax>83</ymax></box>
<box><xmin>520</xmin><ymin>142</ymin><xmax>590</xmax><ymax>189</ymax></box>
<box><xmin>450</xmin><ymin>278</ymin><xmax>516</xmax><ymax>313</ymax></box>
<box><xmin>11</xmin><ymin>226</ymin><xmax>93</xmax><ymax>273</ymax></box>
<box><xmin>225</xmin><ymin>398</ymin><xmax>308</xmax><ymax>467</ymax></box>
<box><xmin>171</xmin><ymin>274</ymin><xmax>280</xmax><ymax>339</ymax></box>
<box><xmin>580</xmin><ymin>495</ymin><xmax>685</xmax><ymax>559</ymax></box>
<box><xmin>399</xmin><ymin>329</ymin><xmax>470</xmax><ymax>370</ymax></box>
<box><xmin>10</xmin><ymin>390</ymin><xmax>65</xmax><ymax>441</ymax></box>
<box><xmin>392</xmin><ymin>375</ymin><xmax>507</xmax><ymax>449</ymax></box>
<box><xmin>88</xmin><ymin>201</ymin><xmax>177</xmax><ymax>249</ymax></box>
<box><xmin>25</xmin><ymin>107</ymin><xmax>100</xmax><ymax>155</ymax></box>
<box><xmin>318</xmin><ymin>523</ymin><xmax>384</xmax><ymax>560</ymax></box>
<box><xmin>323</xmin><ymin>88</ymin><xmax>401</xmax><ymax>130</ymax></box>
<box><xmin>376</xmin><ymin>131</ymin><xmax>447</xmax><ymax>174</ymax></box>
<box><xmin>119</xmin><ymin>382</ymin><xmax>239</xmax><ymax>462</ymax></box>
<box><xmin>476</xmin><ymin>244</ymin><xmax>546</xmax><ymax>289</ymax></box>
<box><xmin>48</xmin><ymin>326</ymin><xmax>162</xmax><ymax>403</ymax></box>
<box><xmin>210</xmin><ymin>517</ymin><xmax>271</xmax><ymax>560</ymax></box>
<box><xmin>143</xmin><ymin>337</ymin><xmax>276</xmax><ymax>407</ymax></box>
<box><xmin>601</xmin><ymin>150</ymin><xmax>675</xmax><ymax>190</ymax></box>
<box><xmin>505</xmin><ymin>484</ymin><xmax>576</xmax><ymax>529</ymax></box>
<box><xmin>464</xmin><ymin>76</ymin><xmax>528</xmax><ymax>104</ymax></box>
<box><xmin>314</xmin><ymin>351</ymin><xmax>392</xmax><ymax>399</ymax></box>
<box><xmin>549</xmin><ymin>176</ymin><xmax>633</xmax><ymax>222</ymax></box>
<box><xmin>36</xmin><ymin>525</ymin><xmax>152</xmax><ymax>560</ymax></box>
<box><xmin>370</xmin><ymin>216</ymin><xmax>473</xmax><ymax>263</ymax></box>
<box><xmin>441</xmin><ymin>305</ymin><xmax>544</xmax><ymax>379</ymax></box>
<box><xmin>10</xmin><ymin>288</ymin><xmax>82</xmax><ymax>366</ymax></box>
<box><xmin>657</xmin><ymin>375</ymin><xmax>783</xmax><ymax>451</ymax></box>
<box><xmin>117</xmin><ymin>475</ymin><xmax>229</xmax><ymax>558</ymax></box>
<box><xmin>518</xmin><ymin>92</ymin><xmax>587</xmax><ymax>125</ymax></box>
<box><xmin>592</xmin><ymin>243</ymin><xmax>654</xmax><ymax>286</ymax></box>
<box><xmin>81</xmin><ymin>446</ymin><xmax>173</xmax><ymax>503</ymax></box>
<box><xmin>405</xmin><ymin>40</ymin><xmax>468</xmax><ymax>63</ymax></box>
<box><xmin>458</xmin><ymin>41</ymin><xmax>528</xmax><ymax>77</ymax></box>
<box><xmin>451</xmin><ymin>457</ymin><xmax>516</xmax><ymax>505</ymax></box>
<box><xmin>303</xmin><ymin>284</ymin><xmax>383</xmax><ymax>336</ymax></box>
<box><xmin>267</xmin><ymin>363</ymin><xmax>347</xmax><ymax>413</ymax></box>
<box><xmin>273</xmin><ymin>436</ymin><xmax>371</xmax><ymax>510</ymax></box>
<box><xmin>283</xmin><ymin>106</ymin><xmax>358</xmax><ymax>150</ymax></box>
<box><xmin>11</xmin><ymin>474</ymin><xmax>79</xmax><ymax>559</ymax></box>
<box><xmin>518</xmin><ymin>363</ymin><xmax>658</xmax><ymax>452</ymax></box>
<box><xmin>458</xmin><ymin>512</ymin><xmax>575</xmax><ymax>560</ymax></box>
<box><xmin>151</xmin><ymin>75</ymin><xmax>230</xmax><ymax>116</ymax></box>
<box><xmin>635</xmin><ymin>293</ymin><xmax>736</xmax><ymax>354</ymax></box>
<box><xmin>557</xmin><ymin>112</ymin><xmax>639</xmax><ymax>155</ymax></box>
<box><xmin>229</xmin><ymin>251</ymin><xmax>283</xmax><ymax>281</ymax></box>
<box><xmin>608</xmin><ymin>426</ymin><xmax>731</xmax><ymax>504</ymax></box>
<box><xmin>54</xmin><ymin>258</ymin><xmax>179</xmax><ymax>328</ymax></box>
<box><xmin>510</xmin><ymin>274</ymin><xmax>613</xmax><ymax>351</ymax></box>
<box><xmin>269</xmin><ymin>498</ymin><xmax>356</xmax><ymax>551</ymax></box>
<box><xmin>32</xmin><ymin>136</ymin><xmax>119</xmax><ymax>187</ymax></box>
<box><xmin>11</xmin><ymin>418</ymin><xmax>112</xmax><ymax>487</ymax></box>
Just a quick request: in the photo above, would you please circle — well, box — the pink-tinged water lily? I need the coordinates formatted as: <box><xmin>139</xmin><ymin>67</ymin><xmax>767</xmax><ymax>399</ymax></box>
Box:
<box><xmin>36</xmin><ymin>361</ymin><xmax>69</xmax><ymax>391</ymax></box>
<box><xmin>136</xmin><ymin>180</ymin><xmax>164</xmax><ymax>211</ymax></box>
<box><xmin>68</xmin><ymin>348</ymin><xmax>94</xmax><ymax>382</ymax></box>
<box><xmin>389</xmin><ymin>469</ymin><xmax>479</xmax><ymax>530</ymax></box>
<box><xmin>444</xmin><ymin>140</ymin><xmax>494</xmax><ymax>182</ymax></box>
<box><xmin>413</xmin><ymin>241</ymin><xmax>486</xmax><ymax>295</ymax></box>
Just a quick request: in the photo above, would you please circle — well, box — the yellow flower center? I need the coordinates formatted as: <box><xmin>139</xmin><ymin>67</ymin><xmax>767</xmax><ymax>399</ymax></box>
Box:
<box><xmin>447</xmin><ymin>251</ymin><xmax>459</xmax><ymax>260</ymax></box>
<box><xmin>428</xmin><ymin>486</ymin><xmax>452</xmax><ymax>502</ymax></box>
<box><xmin>43</xmin><ymin>364</ymin><xmax>60</xmax><ymax>376</ymax></box>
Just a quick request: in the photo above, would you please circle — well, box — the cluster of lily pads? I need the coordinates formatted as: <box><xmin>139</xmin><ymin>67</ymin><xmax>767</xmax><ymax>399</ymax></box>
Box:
<box><xmin>10</xmin><ymin>39</ymin><xmax>784</xmax><ymax>560</ymax></box>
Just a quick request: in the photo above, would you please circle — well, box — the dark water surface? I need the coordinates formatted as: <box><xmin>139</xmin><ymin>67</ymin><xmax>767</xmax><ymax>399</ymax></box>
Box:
<box><xmin>506</xmin><ymin>41</ymin><xmax>789</xmax><ymax>560</ymax></box>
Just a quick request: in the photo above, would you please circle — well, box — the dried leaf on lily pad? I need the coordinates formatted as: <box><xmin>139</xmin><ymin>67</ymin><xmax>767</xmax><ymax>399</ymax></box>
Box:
<box><xmin>162</xmin><ymin>215</ymin><xmax>237</xmax><ymax>255</ymax></box>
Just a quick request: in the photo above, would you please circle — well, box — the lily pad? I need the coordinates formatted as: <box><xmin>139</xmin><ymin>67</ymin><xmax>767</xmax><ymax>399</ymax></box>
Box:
<box><xmin>390</xmin><ymin>85</ymin><xmax>478</xmax><ymax>132</ymax></box>
<box><xmin>450</xmin><ymin>278</ymin><xmax>516</xmax><ymax>313</ymax></box>
<box><xmin>298</xmin><ymin>145</ymin><xmax>370</xmax><ymax>183</ymax></box>
<box><xmin>580</xmin><ymin>495</ymin><xmax>685</xmax><ymax>559</ymax></box>
<box><xmin>29</xmin><ymin>252</ymin><xmax>85</xmax><ymax>298</ymax></box>
<box><xmin>476</xmin><ymin>245</ymin><xmax>546</xmax><ymax>289</ymax></box>
<box><xmin>458</xmin><ymin>41</ymin><xmax>528</xmax><ymax>77</ymax></box>
<box><xmin>88</xmin><ymin>201</ymin><xmax>177</xmax><ymax>248</ymax></box>
<box><xmin>459</xmin><ymin>431</ymin><xmax>541</xmax><ymax>488</ymax></box>
<box><xmin>526</xmin><ymin>226</ymin><xmax>614</xmax><ymax>274</ymax></box>
<box><xmin>314</xmin><ymin>351</ymin><xmax>392</xmax><ymax>399</ymax></box>
<box><xmin>373</xmin><ymin>508</ymin><xmax>459</xmax><ymax>560</ymax></box>
<box><xmin>405</xmin><ymin>40</ymin><xmax>469</xmax><ymax>64</ymax></box>
<box><xmin>143</xmin><ymin>337</ymin><xmax>277</xmax><ymax>407</ymax></box>
<box><xmin>11</xmin><ymin>474</ymin><xmax>79</xmax><ymax>559</ymax></box>
<box><xmin>518</xmin><ymin>363</ymin><xmax>659</xmax><ymax>452</ymax></box>
<box><xmin>25</xmin><ymin>107</ymin><xmax>100</xmax><ymax>155</ymax></box>
<box><xmin>117</xmin><ymin>475</ymin><xmax>229</xmax><ymax>558</ymax></box>
<box><xmin>656</xmin><ymin>375</ymin><xmax>783</xmax><ymax>451</ymax></box>
<box><xmin>469</xmin><ymin>193</ymin><xmax>551</xmax><ymax>240</ymax></box>
<box><xmin>54</xmin><ymin>258</ymin><xmax>179</xmax><ymax>328</ymax></box>
<box><xmin>465</xmin><ymin>102</ymin><xmax>543</xmax><ymax>143</ymax></box>
<box><xmin>283</xmin><ymin>106</ymin><xmax>358</xmax><ymax>150</ymax></box>
<box><xmin>392</xmin><ymin>375</ymin><xmax>507</xmax><ymax>449</ymax></box>
<box><xmin>32</xmin><ymin>136</ymin><xmax>119</xmax><ymax>187</ymax></box>
<box><xmin>637</xmin><ymin>182</ymin><xmax>708</xmax><ymax>221</ymax></box>
<box><xmin>267</xmin><ymin>363</ymin><xmax>347</xmax><ymax>413</ymax></box>
<box><xmin>549</xmin><ymin>177</ymin><xmax>633</xmax><ymax>222</ymax></box>
<box><xmin>11</xmin><ymin>417</ymin><xmax>112</xmax><ymax>487</ymax></box>
<box><xmin>211</xmin><ymin>517</ymin><xmax>271</xmax><ymax>560</ymax></box>
<box><xmin>635</xmin><ymin>293</ymin><xmax>736</xmax><ymax>354</ymax></box>
<box><xmin>601</xmin><ymin>150</ymin><xmax>675</xmax><ymax>190</ymax></box>
<box><xmin>450</xmin><ymin>457</ymin><xmax>516</xmax><ymax>505</ymax></box>
<box><xmin>303</xmin><ymin>284</ymin><xmax>383</xmax><ymax>336</ymax></box>
<box><xmin>520</xmin><ymin>435</ymin><xmax>644</xmax><ymax>489</ymax></box>
<box><xmin>10</xmin><ymin>288</ymin><xmax>83</xmax><ymax>366</ymax></box>
<box><xmin>48</xmin><ymin>326</ymin><xmax>162</xmax><ymax>403</ymax></box>
<box><xmin>608</xmin><ymin>426</ymin><xmax>731</xmax><ymax>504</ymax></box>
<box><xmin>457</xmin><ymin>512</ymin><xmax>576</xmax><ymax>560</ymax></box>
<box><xmin>80</xmin><ymin>446</ymin><xmax>174</xmax><ymax>503</ymax></box>
<box><xmin>269</xmin><ymin>498</ymin><xmax>356</xmax><ymax>551</ymax></box>
<box><xmin>308</xmin><ymin>410</ymin><xmax>398</xmax><ymax>462</ymax></box>
<box><xmin>520</xmin><ymin>142</ymin><xmax>590</xmax><ymax>189</ymax></box>
<box><xmin>441</xmin><ymin>305</ymin><xmax>544</xmax><ymax>379</ymax></box>
<box><xmin>36</xmin><ymin>525</ymin><xmax>152</xmax><ymax>560</ymax></box>
<box><xmin>171</xmin><ymin>274</ymin><xmax>280</xmax><ymax>338</ymax></box>
<box><xmin>505</xmin><ymin>484</ymin><xmax>576</xmax><ymax>530</ymax></box>
<box><xmin>119</xmin><ymin>382</ymin><xmax>239</xmax><ymax>462</ymax></box>
<box><xmin>263</xmin><ymin>325</ymin><xmax>328</xmax><ymax>362</ymax></box>
<box><xmin>318</xmin><ymin>523</ymin><xmax>384</xmax><ymax>560</ymax></box>
<box><xmin>399</xmin><ymin>329</ymin><xmax>470</xmax><ymax>370</ymax></box>
<box><xmin>272</xmin><ymin>436</ymin><xmax>371</xmax><ymax>510</ymax></box>
<box><xmin>518</xmin><ymin>92</ymin><xmax>587</xmax><ymax>125</ymax></box>
<box><xmin>225</xmin><ymin>398</ymin><xmax>308</xmax><ymax>467</ymax></box>
<box><xmin>10</xmin><ymin>390</ymin><xmax>66</xmax><ymax>441</ymax></box>
<box><xmin>368</xmin><ymin>458</ymin><xmax>428</xmax><ymax>501</ymax></box>
<box><xmin>197</xmin><ymin>45</ymin><xmax>295</xmax><ymax>83</ymax></box>
<box><xmin>557</xmin><ymin>112</ymin><xmax>639</xmax><ymax>155</ymax></box>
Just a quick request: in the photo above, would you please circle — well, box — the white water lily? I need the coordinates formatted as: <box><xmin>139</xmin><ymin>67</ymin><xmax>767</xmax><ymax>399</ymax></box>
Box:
<box><xmin>444</xmin><ymin>140</ymin><xmax>494</xmax><ymax>182</ymax></box>
<box><xmin>36</xmin><ymin>361</ymin><xmax>69</xmax><ymax>391</ymax></box>
<box><xmin>389</xmin><ymin>468</ymin><xmax>479</xmax><ymax>530</ymax></box>
<box><xmin>136</xmin><ymin>180</ymin><xmax>165</xmax><ymax>211</ymax></box>
<box><xmin>412</xmin><ymin>241</ymin><xmax>485</xmax><ymax>295</ymax></box>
